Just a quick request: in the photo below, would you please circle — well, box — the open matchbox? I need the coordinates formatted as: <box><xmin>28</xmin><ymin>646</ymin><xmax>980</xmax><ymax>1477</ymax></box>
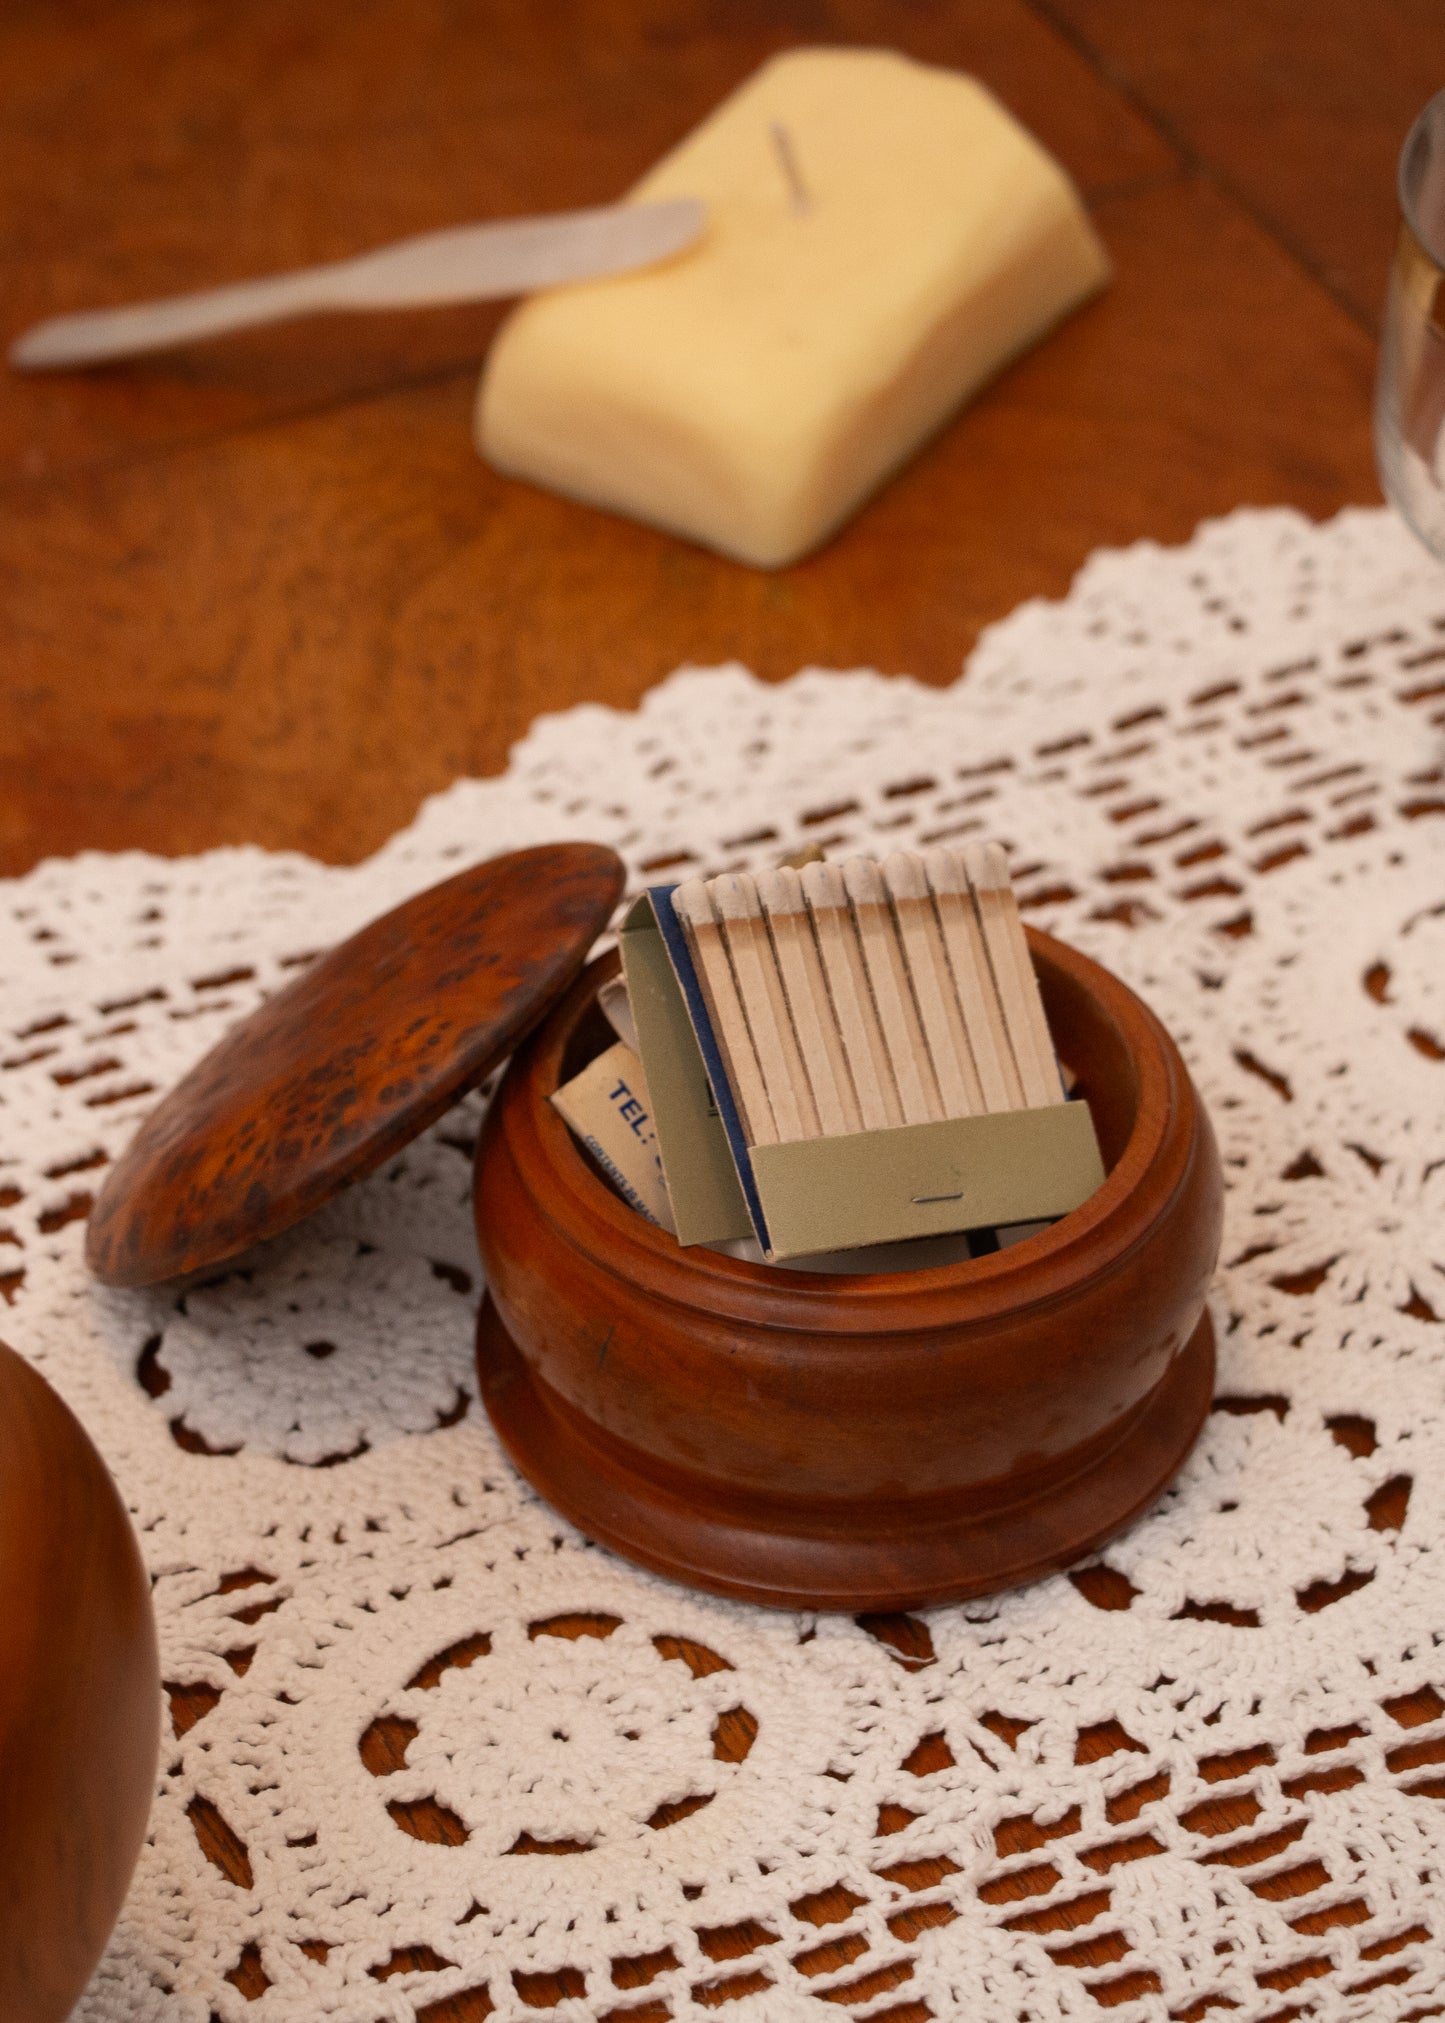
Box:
<box><xmin>618</xmin><ymin>887</ymin><xmax>1106</xmax><ymax>1261</ymax></box>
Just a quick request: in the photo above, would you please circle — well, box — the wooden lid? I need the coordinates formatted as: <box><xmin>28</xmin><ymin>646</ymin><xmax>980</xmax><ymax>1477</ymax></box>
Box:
<box><xmin>86</xmin><ymin>843</ymin><xmax>626</xmax><ymax>1286</ymax></box>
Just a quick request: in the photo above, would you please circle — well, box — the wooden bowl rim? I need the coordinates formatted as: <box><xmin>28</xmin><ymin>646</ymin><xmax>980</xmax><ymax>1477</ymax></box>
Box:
<box><xmin>485</xmin><ymin>924</ymin><xmax>1200</xmax><ymax>1332</ymax></box>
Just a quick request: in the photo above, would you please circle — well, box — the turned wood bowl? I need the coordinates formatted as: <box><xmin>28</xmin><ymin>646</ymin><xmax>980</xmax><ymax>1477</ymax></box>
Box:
<box><xmin>474</xmin><ymin>927</ymin><xmax>1222</xmax><ymax>1612</ymax></box>
<box><xmin>0</xmin><ymin>1339</ymin><xmax>160</xmax><ymax>2022</ymax></box>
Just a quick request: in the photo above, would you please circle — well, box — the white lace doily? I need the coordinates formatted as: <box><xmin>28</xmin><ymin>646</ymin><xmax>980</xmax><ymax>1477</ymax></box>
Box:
<box><xmin>6</xmin><ymin>504</ymin><xmax>1445</xmax><ymax>2023</ymax></box>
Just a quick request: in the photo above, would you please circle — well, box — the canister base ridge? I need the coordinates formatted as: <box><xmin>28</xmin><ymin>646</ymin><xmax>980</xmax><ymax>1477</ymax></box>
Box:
<box><xmin>476</xmin><ymin>1299</ymin><xmax>1215</xmax><ymax>1613</ymax></box>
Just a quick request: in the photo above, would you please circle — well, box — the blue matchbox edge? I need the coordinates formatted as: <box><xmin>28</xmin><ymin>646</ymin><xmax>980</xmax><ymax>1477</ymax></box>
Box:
<box><xmin>648</xmin><ymin>885</ymin><xmax>771</xmax><ymax>1253</ymax></box>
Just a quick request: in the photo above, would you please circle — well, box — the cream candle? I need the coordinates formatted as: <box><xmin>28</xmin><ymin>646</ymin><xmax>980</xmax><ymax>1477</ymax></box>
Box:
<box><xmin>476</xmin><ymin>47</ymin><xmax>1109</xmax><ymax>568</ymax></box>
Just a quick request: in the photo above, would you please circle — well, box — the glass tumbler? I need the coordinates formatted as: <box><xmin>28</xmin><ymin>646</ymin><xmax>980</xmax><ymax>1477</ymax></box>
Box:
<box><xmin>1377</xmin><ymin>89</ymin><xmax>1445</xmax><ymax>555</ymax></box>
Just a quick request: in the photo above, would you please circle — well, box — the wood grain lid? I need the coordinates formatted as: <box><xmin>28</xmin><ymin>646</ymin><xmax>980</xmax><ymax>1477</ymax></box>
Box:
<box><xmin>86</xmin><ymin>843</ymin><xmax>626</xmax><ymax>1287</ymax></box>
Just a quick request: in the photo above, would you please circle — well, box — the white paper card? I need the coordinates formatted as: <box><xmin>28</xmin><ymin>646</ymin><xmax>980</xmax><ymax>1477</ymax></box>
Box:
<box><xmin>550</xmin><ymin>1040</ymin><xmax>676</xmax><ymax>1232</ymax></box>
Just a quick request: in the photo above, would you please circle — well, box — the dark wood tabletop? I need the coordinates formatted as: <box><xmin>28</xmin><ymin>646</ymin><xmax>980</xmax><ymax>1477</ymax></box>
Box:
<box><xmin>2</xmin><ymin>1</ymin><xmax>1432</xmax><ymax>884</ymax></box>
<box><xmin>4</xmin><ymin>5</ymin><xmax>1440</xmax><ymax>2016</ymax></box>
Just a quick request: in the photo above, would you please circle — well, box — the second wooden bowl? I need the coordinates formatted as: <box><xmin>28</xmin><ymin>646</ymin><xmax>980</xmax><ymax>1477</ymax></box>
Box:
<box><xmin>474</xmin><ymin>928</ymin><xmax>1222</xmax><ymax>1612</ymax></box>
<box><xmin>0</xmin><ymin>1340</ymin><xmax>160</xmax><ymax>2023</ymax></box>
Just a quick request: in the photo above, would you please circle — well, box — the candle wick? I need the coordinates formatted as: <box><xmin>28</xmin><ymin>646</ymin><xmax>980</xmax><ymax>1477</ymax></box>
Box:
<box><xmin>769</xmin><ymin>122</ymin><xmax>812</xmax><ymax>215</ymax></box>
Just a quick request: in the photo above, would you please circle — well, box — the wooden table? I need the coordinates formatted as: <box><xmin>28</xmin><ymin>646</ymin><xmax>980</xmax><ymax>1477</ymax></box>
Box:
<box><xmin>3</xmin><ymin>5</ymin><xmax>1439</xmax><ymax>2015</ymax></box>
<box><xmin>3</xmin><ymin>0</ymin><xmax>1432</xmax><ymax>884</ymax></box>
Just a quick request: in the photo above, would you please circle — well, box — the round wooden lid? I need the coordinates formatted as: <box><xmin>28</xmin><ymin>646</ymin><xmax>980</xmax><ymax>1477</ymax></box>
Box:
<box><xmin>86</xmin><ymin>843</ymin><xmax>626</xmax><ymax>1287</ymax></box>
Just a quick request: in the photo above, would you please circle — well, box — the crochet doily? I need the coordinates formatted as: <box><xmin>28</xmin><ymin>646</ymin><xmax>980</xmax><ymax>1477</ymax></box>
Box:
<box><xmin>5</xmin><ymin>505</ymin><xmax>1445</xmax><ymax>2023</ymax></box>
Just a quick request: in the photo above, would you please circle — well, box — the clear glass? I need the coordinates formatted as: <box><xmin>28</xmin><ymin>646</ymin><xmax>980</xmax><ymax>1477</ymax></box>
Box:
<box><xmin>1376</xmin><ymin>89</ymin><xmax>1445</xmax><ymax>555</ymax></box>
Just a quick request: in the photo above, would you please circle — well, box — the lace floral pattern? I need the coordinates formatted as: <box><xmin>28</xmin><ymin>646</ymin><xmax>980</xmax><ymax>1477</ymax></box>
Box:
<box><xmin>3</xmin><ymin>505</ymin><xmax>1443</xmax><ymax>2021</ymax></box>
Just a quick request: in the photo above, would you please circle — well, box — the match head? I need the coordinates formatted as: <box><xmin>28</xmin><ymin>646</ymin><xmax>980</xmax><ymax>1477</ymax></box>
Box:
<box><xmin>841</xmin><ymin>855</ymin><xmax>887</xmax><ymax>906</ymax></box>
<box><xmin>921</xmin><ymin>845</ymin><xmax>966</xmax><ymax>897</ymax></box>
<box><xmin>881</xmin><ymin>850</ymin><xmax>929</xmax><ymax>902</ymax></box>
<box><xmin>670</xmin><ymin>878</ymin><xmax>718</xmax><ymax>929</ymax></box>
<box><xmin>962</xmin><ymin>840</ymin><xmax>1011</xmax><ymax>893</ymax></box>
<box><xmin>800</xmin><ymin>859</ymin><xmax>849</xmax><ymax>910</ymax></box>
<box><xmin>709</xmin><ymin>871</ymin><xmax>761</xmax><ymax>922</ymax></box>
<box><xmin>756</xmin><ymin>865</ymin><xmax>805</xmax><ymax>916</ymax></box>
